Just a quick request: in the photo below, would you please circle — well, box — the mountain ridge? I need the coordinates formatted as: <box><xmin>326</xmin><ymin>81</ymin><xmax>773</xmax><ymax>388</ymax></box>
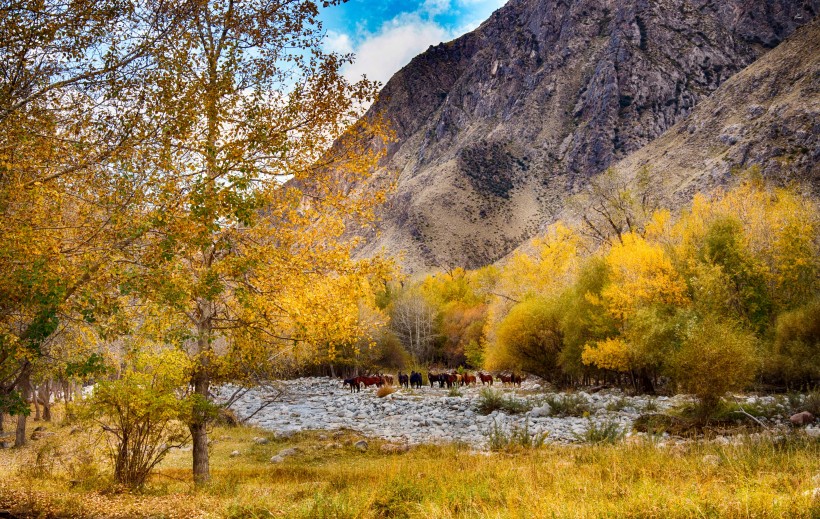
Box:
<box><xmin>354</xmin><ymin>0</ymin><xmax>818</xmax><ymax>272</ymax></box>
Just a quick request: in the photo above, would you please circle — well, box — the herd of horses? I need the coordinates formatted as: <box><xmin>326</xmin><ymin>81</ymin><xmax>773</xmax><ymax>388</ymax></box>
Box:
<box><xmin>342</xmin><ymin>371</ymin><xmax>524</xmax><ymax>393</ymax></box>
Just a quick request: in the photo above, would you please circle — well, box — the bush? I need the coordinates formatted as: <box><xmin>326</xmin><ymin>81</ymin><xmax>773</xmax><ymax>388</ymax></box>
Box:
<box><xmin>574</xmin><ymin>419</ymin><xmax>624</xmax><ymax>444</ymax></box>
<box><xmin>542</xmin><ymin>393</ymin><xmax>591</xmax><ymax>417</ymax></box>
<box><xmin>376</xmin><ymin>386</ymin><xmax>397</xmax><ymax>398</ymax></box>
<box><xmin>84</xmin><ymin>349</ymin><xmax>191</xmax><ymax>488</ymax></box>
<box><xmin>486</xmin><ymin>418</ymin><xmax>547</xmax><ymax>451</ymax></box>
<box><xmin>492</xmin><ymin>297</ymin><xmax>565</xmax><ymax>382</ymax></box>
<box><xmin>670</xmin><ymin>316</ymin><xmax>758</xmax><ymax>414</ymax></box>
<box><xmin>766</xmin><ymin>300</ymin><xmax>820</xmax><ymax>388</ymax></box>
<box><xmin>476</xmin><ymin>388</ymin><xmax>531</xmax><ymax>415</ymax></box>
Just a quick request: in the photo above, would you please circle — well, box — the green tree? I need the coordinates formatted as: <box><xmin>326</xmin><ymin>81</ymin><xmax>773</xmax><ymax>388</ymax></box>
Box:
<box><xmin>670</xmin><ymin>316</ymin><xmax>758</xmax><ymax>414</ymax></box>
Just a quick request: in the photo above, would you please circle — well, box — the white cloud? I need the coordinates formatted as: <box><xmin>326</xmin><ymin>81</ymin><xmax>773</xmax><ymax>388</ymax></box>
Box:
<box><xmin>325</xmin><ymin>0</ymin><xmax>509</xmax><ymax>88</ymax></box>
<box><xmin>324</xmin><ymin>30</ymin><xmax>354</xmax><ymax>55</ymax></box>
<box><xmin>340</xmin><ymin>14</ymin><xmax>455</xmax><ymax>85</ymax></box>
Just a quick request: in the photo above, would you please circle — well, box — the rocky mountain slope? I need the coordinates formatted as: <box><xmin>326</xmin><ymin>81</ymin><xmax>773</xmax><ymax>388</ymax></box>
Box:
<box><xmin>609</xmin><ymin>17</ymin><xmax>820</xmax><ymax>199</ymax></box>
<box><xmin>355</xmin><ymin>0</ymin><xmax>818</xmax><ymax>272</ymax></box>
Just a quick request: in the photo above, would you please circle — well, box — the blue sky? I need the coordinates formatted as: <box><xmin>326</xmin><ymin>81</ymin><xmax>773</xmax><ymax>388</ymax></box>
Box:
<box><xmin>319</xmin><ymin>0</ymin><xmax>507</xmax><ymax>85</ymax></box>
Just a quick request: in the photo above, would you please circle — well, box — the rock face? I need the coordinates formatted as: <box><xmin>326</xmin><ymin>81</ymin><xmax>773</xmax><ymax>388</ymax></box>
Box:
<box><xmin>356</xmin><ymin>0</ymin><xmax>818</xmax><ymax>271</ymax></box>
<box><xmin>610</xmin><ymin>18</ymin><xmax>820</xmax><ymax>199</ymax></box>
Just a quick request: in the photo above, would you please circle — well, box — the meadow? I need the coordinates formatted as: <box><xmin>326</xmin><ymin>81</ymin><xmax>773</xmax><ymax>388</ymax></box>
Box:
<box><xmin>1</xmin><ymin>411</ymin><xmax>818</xmax><ymax>519</ymax></box>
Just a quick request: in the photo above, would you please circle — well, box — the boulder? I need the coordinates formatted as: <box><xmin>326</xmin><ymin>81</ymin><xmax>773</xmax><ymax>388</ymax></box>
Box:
<box><xmin>530</xmin><ymin>404</ymin><xmax>552</xmax><ymax>418</ymax></box>
<box><xmin>790</xmin><ymin>412</ymin><xmax>816</xmax><ymax>426</ymax></box>
<box><xmin>229</xmin><ymin>450</ymin><xmax>241</xmax><ymax>457</ymax></box>
<box><xmin>380</xmin><ymin>443</ymin><xmax>410</xmax><ymax>454</ymax></box>
<box><xmin>253</xmin><ymin>436</ymin><xmax>269</xmax><ymax>445</ymax></box>
<box><xmin>354</xmin><ymin>440</ymin><xmax>368</xmax><ymax>452</ymax></box>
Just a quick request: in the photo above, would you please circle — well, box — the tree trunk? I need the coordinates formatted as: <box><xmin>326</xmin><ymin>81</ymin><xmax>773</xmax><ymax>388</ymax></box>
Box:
<box><xmin>15</xmin><ymin>369</ymin><xmax>30</xmax><ymax>447</ymax></box>
<box><xmin>41</xmin><ymin>381</ymin><xmax>52</xmax><ymax>421</ymax></box>
<box><xmin>32</xmin><ymin>385</ymin><xmax>41</xmax><ymax>421</ymax></box>
<box><xmin>190</xmin><ymin>312</ymin><xmax>213</xmax><ymax>486</ymax></box>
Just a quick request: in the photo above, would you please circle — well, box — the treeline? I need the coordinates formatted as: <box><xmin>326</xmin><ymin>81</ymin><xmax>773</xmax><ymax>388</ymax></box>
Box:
<box><xmin>358</xmin><ymin>170</ymin><xmax>819</xmax><ymax>408</ymax></box>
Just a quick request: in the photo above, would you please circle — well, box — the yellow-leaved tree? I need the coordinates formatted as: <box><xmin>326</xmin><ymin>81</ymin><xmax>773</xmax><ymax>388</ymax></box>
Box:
<box><xmin>0</xmin><ymin>0</ymin><xmax>188</xmax><ymax>445</ymax></box>
<box><xmin>131</xmin><ymin>0</ymin><xmax>391</xmax><ymax>484</ymax></box>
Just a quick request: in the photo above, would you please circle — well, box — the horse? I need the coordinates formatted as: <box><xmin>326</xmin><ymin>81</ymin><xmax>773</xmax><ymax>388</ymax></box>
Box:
<box><xmin>343</xmin><ymin>377</ymin><xmax>361</xmax><ymax>393</ymax></box>
<box><xmin>398</xmin><ymin>372</ymin><xmax>409</xmax><ymax>388</ymax></box>
<box><xmin>359</xmin><ymin>376</ymin><xmax>383</xmax><ymax>389</ymax></box>
<box><xmin>498</xmin><ymin>373</ymin><xmax>513</xmax><ymax>386</ymax></box>
<box><xmin>511</xmin><ymin>373</ymin><xmax>523</xmax><ymax>387</ymax></box>
<box><xmin>442</xmin><ymin>373</ymin><xmax>457</xmax><ymax>388</ymax></box>
<box><xmin>380</xmin><ymin>374</ymin><xmax>394</xmax><ymax>386</ymax></box>
<box><xmin>455</xmin><ymin>373</ymin><xmax>464</xmax><ymax>386</ymax></box>
<box><xmin>478</xmin><ymin>372</ymin><xmax>494</xmax><ymax>386</ymax></box>
<box><xmin>428</xmin><ymin>373</ymin><xmax>442</xmax><ymax>388</ymax></box>
<box><xmin>410</xmin><ymin>371</ymin><xmax>423</xmax><ymax>388</ymax></box>
<box><xmin>463</xmin><ymin>373</ymin><xmax>477</xmax><ymax>386</ymax></box>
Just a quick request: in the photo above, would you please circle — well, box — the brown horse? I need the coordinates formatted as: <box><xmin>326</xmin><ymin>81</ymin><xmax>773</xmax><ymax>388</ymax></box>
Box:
<box><xmin>380</xmin><ymin>374</ymin><xmax>394</xmax><ymax>386</ymax></box>
<box><xmin>359</xmin><ymin>376</ymin><xmax>383</xmax><ymax>389</ymax></box>
<box><xmin>463</xmin><ymin>373</ymin><xmax>477</xmax><ymax>386</ymax></box>
<box><xmin>497</xmin><ymin>373</ymin><xmax>513</xmax><ymax>386</ymax></box>
<box><xmin>478</xmin><ymin>372</ymin><xmax>494</xmax><ymax>386</ymax></box>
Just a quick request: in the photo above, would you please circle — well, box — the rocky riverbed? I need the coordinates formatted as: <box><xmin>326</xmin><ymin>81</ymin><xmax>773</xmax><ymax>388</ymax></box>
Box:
<box><xmin>212</xmin><ymin>377</ymin><xmax>817</xmax><ymax>449</ymax></box>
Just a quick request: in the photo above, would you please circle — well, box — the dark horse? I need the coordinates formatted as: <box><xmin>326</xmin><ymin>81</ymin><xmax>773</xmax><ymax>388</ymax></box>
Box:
<box><xmin>428</xmin><ymin>373</ymin><xmax>445</xmax><ymax>388</ymax></box>
<box><xmin>343</xmin><ymin>377</ymin><xmax>361</xmax><ymax>392</ymax></box>
<box><xmin>478</xmin><ymin>372</ymin><xmax>494</xmax><ymax>386</ymax></box>
<box><xmin>410</xmin><ymin>371</ymin><xmax>423</xmax><ymax>389</ymax></box>
<box><xmin>398</xmin><ymin>372</ymin><xmax>409</xmax><ymax>388</ymax></box>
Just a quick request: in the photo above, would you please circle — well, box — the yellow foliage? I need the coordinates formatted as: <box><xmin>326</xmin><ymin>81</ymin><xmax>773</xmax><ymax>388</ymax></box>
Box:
<box><xmin>581</xmin><ymin>337</ymin><xmax>631</xmax><ymax>372</ymax></box>
<box><xmin>601</xmin><ymin>233</ymin><xmax>689</xmax><ymax>320</ymax></box>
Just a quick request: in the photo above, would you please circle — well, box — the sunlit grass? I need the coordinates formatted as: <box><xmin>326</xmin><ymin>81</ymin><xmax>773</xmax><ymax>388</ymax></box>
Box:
<box><xmin>1</xmin><ymin>415</ymin><xmax>818</xmax><ymax>518</ymax></box>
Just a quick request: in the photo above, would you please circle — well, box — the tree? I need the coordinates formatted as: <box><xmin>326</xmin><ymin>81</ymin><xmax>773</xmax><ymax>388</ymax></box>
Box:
<box><xmin>132</xmin><ymin>0</ymin><xmax>387</xmax><ymax>485</ymax></box>
<box><xmin>572</xmin><ymin>167</ymin><xmax>667</xmax><ymax>246</ymax></box>
<box><xmin>86</xmin><ymin>347</ymin><xmax>191</xmax><ymax>488</ymax></box>
<box><xmin>489</xmin><ymin>297</ymin><xmax>564</xmax><ymax>382</ymax></box>
<box><xmin>0</xmin><ymin>0</ymin><xmax>188</xmax><ymax>444</ymax></box>
<box><xmin>391</xmin><ymin>290</ymin><xmax>438</xmax><ymax>363</ymax></box>
<box><xmin>670</xmin><ymin>316</ymin><xmax>758</xmax><ymax>414</ymax></box>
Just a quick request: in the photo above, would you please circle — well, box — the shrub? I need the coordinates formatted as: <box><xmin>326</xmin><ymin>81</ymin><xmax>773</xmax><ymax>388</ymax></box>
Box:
<box><xmin>376</xmin><ymin>386</ymin><xmax>397</xmax><ymax>398</ymax></box>
<box><xmin>486</xmin><ymin>418</ymin><xmax>547</xmax><ymax>451</ymax></box>
<box><xmin>476</xmin><ymin>388</ymin><xmax>531</xmax><ymax>415</ymax></box>
<box><xmin>542</xmin><ymin>393</ymin><xmax>591</xmax><ymax>417</ymax></box>
<box><xmin>492</xmin><ymin>297</ymin><xmax>565</xmax><ymax>382</ymax></box>
<box><xmin>766</xmin><ymin>300</ymin><xmax>820</xmax><ymax>388</ymax></box>
<box><xmin>573</xmin><ymin>419</ymin><xmax>624</xmax><ymax>444</ymax></box>
<box><xmin>447</xmin><ymin>386</ymin><xmax>463</xmax><ymax>397</ymax></box>
<box><xmin>84</xmin><ymin>348</ymin><xmax>191</xmax><ymax>488</ymax></box>
<box><xmin>670</xmin><ymin>316</ymin><xmax>758</xmax><ymax>415</ymax></box>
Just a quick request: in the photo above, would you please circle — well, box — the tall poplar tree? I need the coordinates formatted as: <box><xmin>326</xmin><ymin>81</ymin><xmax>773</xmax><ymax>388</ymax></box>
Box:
<box><xmin>138</xmin><ymin>0</ymin><xmax>388</xmax><ymax>484</ymax></box>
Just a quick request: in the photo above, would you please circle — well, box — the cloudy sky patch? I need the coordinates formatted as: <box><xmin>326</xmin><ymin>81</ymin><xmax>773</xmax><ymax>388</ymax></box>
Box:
<box><xmin>320</xmin><ymin>0</ymin><xmax>507</xmax><ymax>85</ymax></box>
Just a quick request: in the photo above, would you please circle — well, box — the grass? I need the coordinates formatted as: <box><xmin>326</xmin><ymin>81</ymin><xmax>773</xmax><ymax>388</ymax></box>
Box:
<box><xmin>486</xmin><ymin>418</ymin><xmax>548</xmax><ymax>452</ymax></box>
<box><xmin>475</xmin><ymin>388</ymin><xmax>530</xmax><ymax>415</ymax></box>
<box><xmin>542</xmin><ymin>393</ymin><xmax>592</xmax><ymax>417</ymax></box>
<box><xmin>574</xmin><ymin>419</ymin><xmax>625</xmax><ymax>444</ymax></box>
<box><xmin>1</xmin><ymin>414</ymin><xmax>820</xmax><ymax>518</ymax></box>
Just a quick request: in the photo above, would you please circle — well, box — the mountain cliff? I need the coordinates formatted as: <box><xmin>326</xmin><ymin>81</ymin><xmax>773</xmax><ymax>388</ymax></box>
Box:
<box><xmin>355</xmin><ymin>0</ymin><xmax>818</xmax><ymax>272</ymax></box>
<box><xmin>609</xmin><ymin>17</ymin><xmax>820</xmax><ymax>198</ymax></box>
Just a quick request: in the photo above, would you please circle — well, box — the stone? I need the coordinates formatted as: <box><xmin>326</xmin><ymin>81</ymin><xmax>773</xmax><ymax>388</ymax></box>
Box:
<box><xmin>230</xmin><ymin>450</ymin><xmax>241</xmax><ymax>457</ymax></box>
<box><xmin>790</xmin><ymin>412</ymin><xmax>816</xmax><ymax>426</ymax></box>
<box><xmin>702</xmin><ymin>454</ymin><xmax>720</xmax><ymax>467</ymax></box>
<box><xmin>277</xmin><ymin>447</ymin><xmax>299</xmax><ymax>458</ymax></box>
<box><xmin>253</xmin><ymin>436</ymin><xmax>269</xmax><ymax>445</ymax></box>
<box><xmin>530</xmin><ymin>404</ymin><xmax>552</xmax><ymax>418</ymax></box>
<box><xmin>354</xmin><ymin>440</ymin><xmax>368</xmax><ymax>452</ymax></box>
<box><xmin>269</xmin><ymin>455</ymin><xmax>285</xmax><ymax>463</ymax></box>
<box><xmin>380</xmin><ymin>443</ymin><xmax>410</xmax><ymax>454</ymax></box>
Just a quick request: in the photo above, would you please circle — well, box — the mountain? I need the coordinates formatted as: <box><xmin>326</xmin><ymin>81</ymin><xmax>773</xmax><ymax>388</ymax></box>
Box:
<box><xmin>354</xmin><ymin>0</ymin><xmax>818</xmax><ymax>272</ymax></box>
<box><xmin>609</xmin><ymin>17</ymin><xmax>820</xmax><ymax>199</ymax></box>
